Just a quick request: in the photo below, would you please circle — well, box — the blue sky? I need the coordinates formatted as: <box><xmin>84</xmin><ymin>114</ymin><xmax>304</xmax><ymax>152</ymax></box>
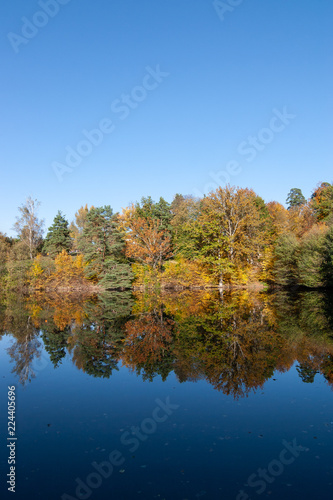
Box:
<box><xmin>1</xmin><ymin>0</ymin><xmax>332</xmax><ymax>236</ymax></box>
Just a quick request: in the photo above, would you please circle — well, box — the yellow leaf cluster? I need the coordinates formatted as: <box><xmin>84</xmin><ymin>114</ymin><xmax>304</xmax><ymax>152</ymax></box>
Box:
<box><xmin>131</xmin><ymin>262</ymin><xmax>161</xmax><ymax>287</ymax></box>
<box><xmin>52</xmin><ymin>250</ymin><xmax>85</xmax><ymax>284</ymax></box>
<box><xmin>29</xmin><ymin>251</ymin><xmax>87</xmax><ymax>290</ymax></box>
<box><xmin>261</xmin><ymin>247</ymin><xmax>275</xmax><ymax>283</ymax></box>
<box><xmin>162</xmin><ymin>258</ymin><xmax>213</xmax><ymax>288</ymax></box>
<box><xmin>28</xmin><ymin>254</ymin><xmax>44</xmax><ymax>289</ymax></box>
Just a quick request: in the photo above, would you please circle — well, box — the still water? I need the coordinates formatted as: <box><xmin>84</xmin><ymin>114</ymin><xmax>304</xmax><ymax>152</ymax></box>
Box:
<box><xmin>0</xmin><ymin>290</ymin><xmax>333</xmax><ymax>500</ymax></box>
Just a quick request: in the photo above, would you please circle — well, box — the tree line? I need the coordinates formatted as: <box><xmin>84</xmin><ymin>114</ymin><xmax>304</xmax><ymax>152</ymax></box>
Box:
<box><xmin>1</xmin><ymin>182</ymin><xmax>333</xmax><ymax>291</ymax></box>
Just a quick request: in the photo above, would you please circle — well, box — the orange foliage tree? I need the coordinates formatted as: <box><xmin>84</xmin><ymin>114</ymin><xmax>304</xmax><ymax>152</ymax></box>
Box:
<box><xmin>120</xmin><ymin>206</ymin><xmax>172</xmax><ymax>270</ymax></box>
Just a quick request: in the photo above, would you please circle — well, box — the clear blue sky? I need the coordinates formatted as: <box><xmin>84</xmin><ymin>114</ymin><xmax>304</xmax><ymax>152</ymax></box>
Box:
<box><xmin>1</xmin><ymin>0</ymin><xmax>332</xmax><ymax>236</ymax></box>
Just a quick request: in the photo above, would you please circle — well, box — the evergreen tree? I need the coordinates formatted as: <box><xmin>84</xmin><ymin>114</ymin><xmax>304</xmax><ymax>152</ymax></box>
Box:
<box><xmin>135</xmin><ymin>196</ymin><xmax>172</xmax><ymax>232</ymax></box>
<box><xmin>41</xmin><ymin>326</ymin><xmax>69</xmax><ymax>368</ymax></box>
<box><xmin>286</xmin><ymin>188</ymin><xmax>306</xmax><ymax>210</ymax></box>
<box><xmin>78</xmin><ymin>205</ymin><xmax>132</xmax><ymax>287</ymax></box>
<box><xmin>43</xmin><ymin>211</ymin><xmax>72</xmax><ymax>258</ymax></box>
<box><xmin>153</xmin><ymin>197</ymin><xmax>173</xmax><ymax>232</ymax></box>
<box><xmin>296</xmin><ymin>363</ymin><xmax>318</xmax><ymax>383</ymax></box>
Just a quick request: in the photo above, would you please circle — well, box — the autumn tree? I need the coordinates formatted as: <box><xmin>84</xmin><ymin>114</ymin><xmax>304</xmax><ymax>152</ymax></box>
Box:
<box><xmin>128</xmin><ymin>218</ymin><xmax>172</xmax><ymax>269</ymax></box>
<box><xmin>287</xmin><ymin>202</ymin><xmax>315</xmax><ymax>238</ymax></box>
<box><xmin>197</xmin><ymin>186</ymin><xmax>266</xmax><ymax>285</ymax></box>
<box><xmin>266</xmin><ymin>202</ymin><xmax>290</xmax><ymax>239</ymax></box>
<box><xmin>13</xmin><ymin>197</ymin><xmax>44</xmax><ymax>259</ymax></box>
<box><xmin>49</xmin><ymin>250</ymin><xmax>85</xmax><ymax>286</ymax></box>
<box><xmin>121</xmin><ymin>206</ymin><xmax>172</xmax><ymax>270</ymax></box>
<box><xmin>267</xmin><ymin>200</ymin><xmax>315</xmax><ymax>240</ymax></box>
<box><xmin>43</xmin><ymin>211</ymin><xmax>72</xmax><ymax>258</ymax></box>
<box><xmin>311</xmin><ymin>182</ymin><xmax>333</xmax><ymax>221</ymax></box>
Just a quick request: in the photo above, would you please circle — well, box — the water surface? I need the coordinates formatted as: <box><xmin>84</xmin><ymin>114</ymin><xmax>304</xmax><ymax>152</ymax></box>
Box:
<box><xmin>0</xmin><ymin>290</ymin><xmax>332</xmax><ymax>499</ymax></box>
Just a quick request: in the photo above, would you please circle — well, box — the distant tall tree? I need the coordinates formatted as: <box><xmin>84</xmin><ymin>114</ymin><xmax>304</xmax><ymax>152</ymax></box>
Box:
<box><xmin>286</xmin><ymin>188</ymin><xmax>306</xmax><ymax>210</ymax></box>
<box><xmin>13</xmin><ymin>197</ymin><xmax>44</xmax><ymax>259</ymax></box>
<box><xmin>78</xmin><ymin>206</ymin><xmax>132</xmax><ymax>287</ymax></box>
<box><xmin>43</xmin><ymin>211</ymin><xmax>72</xmax><ymax>258</ymax></box>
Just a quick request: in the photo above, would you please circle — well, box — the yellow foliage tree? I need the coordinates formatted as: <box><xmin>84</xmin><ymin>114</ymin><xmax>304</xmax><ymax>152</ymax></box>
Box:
<box><xmin>51</xmin><ymin>250</ymin><xmax>86</xmax><ymax>285</ymax></box>
<box><xmin>28</xmin><ymin>254</ymin><xmax>45</xmax><ymax>289</ymax></box>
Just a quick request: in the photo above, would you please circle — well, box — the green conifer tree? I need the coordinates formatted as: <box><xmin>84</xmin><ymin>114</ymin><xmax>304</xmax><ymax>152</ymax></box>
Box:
<box><xmin>43</xmin><ymin>211</ymin><xmax>72</xmax><ymax>258</ymax></box>
<box><xmin>77</xmin><ymin>206</ymin><xmax>133</xmax><ymax>288</ymax></box>
<box><xmin>286</xmin><ymin>188</ymin><xmax>306</xmax><ymax>210</ymax></box>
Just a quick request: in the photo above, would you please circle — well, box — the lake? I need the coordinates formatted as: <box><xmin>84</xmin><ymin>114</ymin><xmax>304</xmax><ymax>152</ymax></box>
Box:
<box><xmin>0</xmin><ymin>289</ymin><xmax>333</xmax><ymax>500</ymax></box>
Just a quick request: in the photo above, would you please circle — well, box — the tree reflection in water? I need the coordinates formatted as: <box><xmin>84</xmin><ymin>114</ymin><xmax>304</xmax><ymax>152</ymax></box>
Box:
<box><xmin>1</xmin><ymin>289</ymin><xmax>333</xmax><ymax>397</ymax></box>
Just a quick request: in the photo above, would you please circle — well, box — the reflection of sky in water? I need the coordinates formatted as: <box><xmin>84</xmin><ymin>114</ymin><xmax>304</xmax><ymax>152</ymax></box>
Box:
<box><xmin>0</xmin><ymin>291</ymin><xmax>333</xmax><ymax>500</ymax></box>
